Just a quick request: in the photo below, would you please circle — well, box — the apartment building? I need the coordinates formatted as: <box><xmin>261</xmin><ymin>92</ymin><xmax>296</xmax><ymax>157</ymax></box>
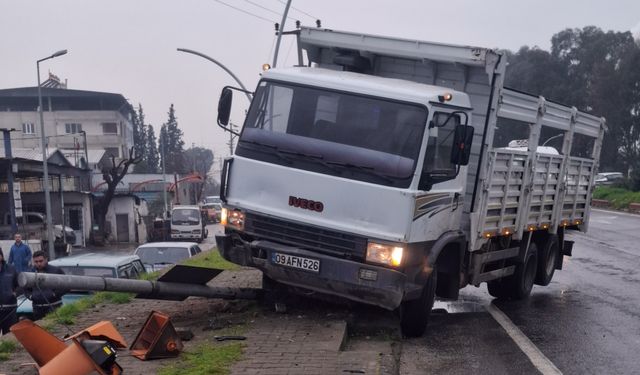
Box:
<box><xmin>0</xmin><ymin>75</ymin><xmax>134</xmax><ymax>167</ymax></box>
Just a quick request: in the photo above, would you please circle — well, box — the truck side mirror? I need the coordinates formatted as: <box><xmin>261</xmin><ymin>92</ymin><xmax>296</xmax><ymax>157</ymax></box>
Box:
<box><xmin>450</xmin><ymin>125</ymin><xmax>474</xmax><ymax>166</ymax></box>
<box><xmin>217</xmin><ymin>88</ymin><xmax>233</xmax><ymax>126</ymax></box>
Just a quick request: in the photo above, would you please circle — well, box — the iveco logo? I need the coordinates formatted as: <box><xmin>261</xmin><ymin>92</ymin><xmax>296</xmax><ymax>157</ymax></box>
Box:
<box><xmin>289</xmin><ymin>196</ymin><xmax>324</xmax><ymax>212</ymax></box>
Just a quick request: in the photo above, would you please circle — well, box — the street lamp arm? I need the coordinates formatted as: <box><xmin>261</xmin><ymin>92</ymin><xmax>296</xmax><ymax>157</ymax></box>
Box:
<box><xmin>176</xmin><ymin>48</ymin><xmax>252</xmax><ymax>103</ymax></box>
<box><xmin>542</xmin><ymin>133</ymin><xmax>564</xmax><ymax>147</ymax></box>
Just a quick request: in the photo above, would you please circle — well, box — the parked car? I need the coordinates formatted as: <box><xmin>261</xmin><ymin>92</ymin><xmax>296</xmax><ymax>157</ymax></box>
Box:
<box><xmin>17</xmin><ymin>253</ymin><xmax>146</xmax><ymax>318</ymax></box>
<box><xmin>201</xmin><ymin>202</ymin><xmax>223</xmax><ymax>223</ymax></box>
<box><xmin>134</xmin><ymin>241</ymin><xmax>202</xmax><ymax>272</ymax></box>
<box><xmin>595</xmin><ymin>172</ymin><xmax>624</xmax><ymax>186</ymax></box>
<box><xmin>1</xmin><ymin>211</ymin><xmax>76</xmax><ymax>244</ymax></box>
<box><xmin>203</xmin><ymin>196</ymin><xmax>222</xmax><ymax>205</ymax></box>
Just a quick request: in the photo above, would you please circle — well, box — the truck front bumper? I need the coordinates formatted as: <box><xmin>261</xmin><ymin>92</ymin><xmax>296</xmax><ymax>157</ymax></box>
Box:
<box><xmin>216</xmin><ymin>234</ymin><xmax>406</xmax><ymax>310</ymax></box>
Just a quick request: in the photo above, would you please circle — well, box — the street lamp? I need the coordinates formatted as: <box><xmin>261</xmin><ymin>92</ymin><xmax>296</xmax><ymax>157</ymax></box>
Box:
<box><xmin>542</xmin><ymin>133</ymin><xmax>564</xmax><ymax>147</ymax></box>
<box><xmin>37</xmin><ymin>49</ymin><xmax>68</xmax><ymax>260</ymax></box>
<box><xmin>176</xmin><ymin>48</ymin><xmax>252</xmax><ymax>103</ymax></box>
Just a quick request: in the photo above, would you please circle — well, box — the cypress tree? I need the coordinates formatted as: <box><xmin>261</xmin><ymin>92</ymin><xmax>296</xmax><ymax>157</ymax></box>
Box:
<box><xmin>133</xmin><ymin>104</ymin><xmax>149</xmax><ymax>172</ymax></box>
<box><xmin>163</xmin><ymin>104</ymin><xmax>185</xmax><ymax>173</ymax></box>
<box><xmin>146</xmin><ymin>125</ymin><xmax>159</xmax><ymax>173</ymax></box>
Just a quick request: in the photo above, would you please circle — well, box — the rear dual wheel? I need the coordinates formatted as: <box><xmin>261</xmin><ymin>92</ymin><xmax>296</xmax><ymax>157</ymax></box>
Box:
<box><xmin>487</xmin><ymin>243</ymin><xmax>538</xmax><ymax>300</ymax></box>
<box><xmin>535</xmin><ymin>235</ymin><xmax>559</xmax><ymax>286</ymax></box>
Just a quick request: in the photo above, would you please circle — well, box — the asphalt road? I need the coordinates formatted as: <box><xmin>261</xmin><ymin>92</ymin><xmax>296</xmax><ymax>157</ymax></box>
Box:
<box><xmin>401</xmin><ymin>209</ymin><xmax>640</xmax><ymax>374</ymax></box>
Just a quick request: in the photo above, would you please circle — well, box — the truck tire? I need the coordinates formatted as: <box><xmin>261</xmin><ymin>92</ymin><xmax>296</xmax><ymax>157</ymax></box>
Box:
<box><xmin>535</xmin><ymin>235</ymin><xmax>559</xmax><ymax>286</ymax></box>
<box><xmin>400</xmin><ymin>267</ymin><xmax>437</xmax><ymax>338</ymax></box>
<box><xmin>509</xmin><ymin>242</ymin><xmax>538</xmax><ymax>299</ymax></box>
<box><xmin>487</xmin><ymin>243</ymin><xmax>538</xmax><ymax>300</ymax></box>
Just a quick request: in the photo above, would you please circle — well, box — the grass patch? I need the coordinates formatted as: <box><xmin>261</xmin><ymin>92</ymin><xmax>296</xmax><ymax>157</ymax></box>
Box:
<box><xmin>159</xmin><ymin>342</ymin><xmax>244</xmax><ymax>375</ymax></box>
<box><xmin>181</xmin><ymin>249</ymin><xmax>239</xmax><ymax>270</ymax></box>
<box><xmin>43</xmin><ymin>291</ymin><xmax>133</xmax><ymax>326</ymax></box>
<box><xmin>593</xmin><ymin>186</ymin><xmax>640</xmax><ymax>209</ymax></box>
<box><xmin>0</xmin><ymin>340</ymin><xmax>16</xmax><ymax>361</ymax></box>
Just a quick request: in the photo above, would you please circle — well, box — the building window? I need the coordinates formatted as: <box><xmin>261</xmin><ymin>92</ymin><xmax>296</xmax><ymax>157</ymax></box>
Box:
<box><xmin>65</xmin><ymin>123</ymin><xmax>82</xmax><ymax>134</ymax></box>
<box><xmin>102</xmin><ymin>122</ymin><xmax>118</xmax><ymax>134</ymax></box>
<box><xmin>22</xmin><ymin>123</ymin><xmax>35</xmax><ymax>134</ymax></box>
<box><xmin>105</xmin><ymin>147</ymin><xmax>119</xmax><ymax>158</ymax></box>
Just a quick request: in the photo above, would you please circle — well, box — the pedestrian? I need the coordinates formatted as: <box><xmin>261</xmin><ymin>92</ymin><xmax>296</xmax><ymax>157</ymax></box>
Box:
<box><xmin>29</xmin><ymin>251</ymin><xmax>66</xmax><ymax>320</ymax></box>
<box><xmin>8</xmin><ymin>233</ymin><xmax>32</xmax><ymax>273</ymax></box>
<box><xmin>0</xmin><ymin>247</ymin><xmax>18</xmax><ymax>335</ymax></box>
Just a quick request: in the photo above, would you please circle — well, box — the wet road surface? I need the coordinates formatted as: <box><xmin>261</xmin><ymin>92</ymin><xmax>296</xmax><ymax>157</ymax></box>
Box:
<box><xmin>401</xmin><ymin>209</ymin><xmax>640</xmax><ymax>374</ymax></box>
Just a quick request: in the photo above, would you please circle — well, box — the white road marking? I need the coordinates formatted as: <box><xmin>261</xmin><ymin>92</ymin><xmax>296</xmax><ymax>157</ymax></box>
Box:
<box><xmin>592</xmin><ymin>208</ymin><xmax>640</xmax><ymax>219</ymax></box>
<box><xmin>486</xmin><ymin>303</ymin><xmax>563</xmax><ymax>375</ymax></box>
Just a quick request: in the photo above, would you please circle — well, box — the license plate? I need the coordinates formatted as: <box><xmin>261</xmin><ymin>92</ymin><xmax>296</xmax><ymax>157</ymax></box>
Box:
<box><xmin>272</xmin><ymin>252</ymin><xmax>320</xmax><ymax>273</ymax></box>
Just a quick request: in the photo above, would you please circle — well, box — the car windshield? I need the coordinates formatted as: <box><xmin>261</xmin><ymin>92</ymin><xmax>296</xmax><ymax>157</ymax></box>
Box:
<box><xmin>59</xmin><ymin>266</ymin><xmax>116</xmax><ymax>278</ymax></box>
<box><xmin>203</xmin><ymin>197</ymin><xmax>221</xmax><ymax>204</ymax></box>
<box><xmin>236</xmin><ymin>80</ymin><xmax>428</xmax><ymax>188</ymax></box>
<box><xmin>135</xmin><ymin>247</ymin><xmax>190</xmax><ymax>264</ymax></box>
<box><xmin>171</xmin><ymin>209</ymin><xmax>200</xmax><ymax>225</ymax></box>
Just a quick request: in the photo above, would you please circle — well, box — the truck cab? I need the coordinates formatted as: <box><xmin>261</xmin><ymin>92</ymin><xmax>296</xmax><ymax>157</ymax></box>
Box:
<box><xmin>217</xmin><ymin>67</ymin><xmax>473</xmax><ymax>321</ymax></box>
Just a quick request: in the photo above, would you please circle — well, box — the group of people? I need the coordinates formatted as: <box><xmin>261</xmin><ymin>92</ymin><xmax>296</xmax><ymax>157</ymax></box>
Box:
<box><xmin>0</xmin><ymin>233</ymin><xmax>65</xmax><ymax>335</ymax></box>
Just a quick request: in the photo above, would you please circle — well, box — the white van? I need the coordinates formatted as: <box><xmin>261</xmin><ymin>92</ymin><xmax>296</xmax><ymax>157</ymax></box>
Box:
<box><xmin>170</xmin><ymin>206</ymin><xmax>206</xmax><ymax>242</ymax></box>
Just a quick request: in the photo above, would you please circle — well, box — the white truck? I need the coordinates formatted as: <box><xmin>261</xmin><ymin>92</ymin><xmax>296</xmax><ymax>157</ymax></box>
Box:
<box><xmin>214</xmin><ymin>27</ymin><xmax>605</xmax><ymax>337</ymax></box>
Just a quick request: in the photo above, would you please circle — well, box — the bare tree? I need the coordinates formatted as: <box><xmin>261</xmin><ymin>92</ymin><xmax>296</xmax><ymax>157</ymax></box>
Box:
<box><xmin>95</xmin><ymin>147</ymin><xmax>142</xmax><ymax>242</ymax></box>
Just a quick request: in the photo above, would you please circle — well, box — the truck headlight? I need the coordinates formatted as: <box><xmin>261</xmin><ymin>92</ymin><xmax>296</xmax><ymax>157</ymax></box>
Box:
<box><xmin>221</xmin><ymin>207</ymin><xmax>245</xmax><ymax>230</ymax></box>
<box><xmin>366</xmin><ymin>242</ymin><xmax>404</xmax><ymax>267</ymax></box>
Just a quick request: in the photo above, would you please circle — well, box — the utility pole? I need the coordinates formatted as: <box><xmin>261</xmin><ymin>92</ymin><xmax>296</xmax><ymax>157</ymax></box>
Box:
<box><xmin>2</xmin><ymin>128</ymin><xmax>18</xmax><ymax>234</ymax></box>
<box><xmin>161</xmin><ymin>130</ymin><xmax>168</xmax><ymax>218</ymax></box>
<box><xmin>272</xmin><ymin>0</ymin><xmax>293</xmax><ymax>68</ymax></box>
<box><xmin>191</xmin><ymin>142</ymin><xmax>197</xmax><ymax>204</ymax></box>
<box><xmin>38</xmin><ymin>49</ymin><xmax>68</xmax><ymax>260</ymax></box>
<box><xmin>227</xmin><ymin>122</ymin><xmax>237</xmax><ymax>155</ymax></box>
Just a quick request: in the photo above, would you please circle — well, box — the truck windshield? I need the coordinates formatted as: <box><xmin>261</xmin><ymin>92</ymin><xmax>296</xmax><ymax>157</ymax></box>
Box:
<box><xmin>171</xmin><ymin>209</ymin><xmax>200</xmax><ymax>225</ymax></box>
<box><xmin>237</xmin><ymin>81</ymin><xmax>428</xmax><ymax>188</ymax></box>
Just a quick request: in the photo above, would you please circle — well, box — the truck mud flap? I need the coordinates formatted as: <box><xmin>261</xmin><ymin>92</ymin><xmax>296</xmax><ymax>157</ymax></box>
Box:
<box><xmin>563</xmin><ymin>240</ymin><xmax>574</xmax><ymax>256</ymax></box>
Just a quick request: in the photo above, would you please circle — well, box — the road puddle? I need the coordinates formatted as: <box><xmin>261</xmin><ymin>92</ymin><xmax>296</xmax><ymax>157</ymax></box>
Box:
<box><xmin>432</xmin><ymin>300</ymin><xmax>486</xmax><ymax>313</ymax></box>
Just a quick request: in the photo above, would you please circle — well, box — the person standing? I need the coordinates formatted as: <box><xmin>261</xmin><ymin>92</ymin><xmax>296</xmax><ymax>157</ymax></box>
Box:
<box><xmin>29</xmin><ymin>251</ymin><xmax>66</xmax><ymax>320</ymax></box>
<box><xmin>8</xmin><ymin>233</ymin><xmax>31</xmax><ymax>273</ymax></box>
<box><xmin>0</xmin><ymin>247</ymin><xmax>18</xmax><ymax>335</ymax></box>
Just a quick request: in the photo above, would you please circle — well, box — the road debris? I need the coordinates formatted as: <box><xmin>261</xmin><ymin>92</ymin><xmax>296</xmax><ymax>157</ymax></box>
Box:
<box><xmin>130</xmin><ymin>311</ymin><xmax>183</xmax><ymax>360</ymax></box>
<box><xmin>213</xmin><ymin>335</ymin><xmax>247</xmax><ymax>342</ymax></box>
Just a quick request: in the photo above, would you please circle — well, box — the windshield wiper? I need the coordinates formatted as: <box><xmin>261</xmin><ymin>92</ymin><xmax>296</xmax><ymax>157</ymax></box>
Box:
<box><xmin>326</xmin><ymin>161</ymin><xmax>395</xmax><ymax>183</ymax></box>
<box><xmin>238</xmin><ymin>140</ymin><xmax>295</xmax><ymax>165</ymax></box>
<box><xmin>277</xmin><ymin>148</ymin><xmax>344</xmax><ymax>174</ymax></box>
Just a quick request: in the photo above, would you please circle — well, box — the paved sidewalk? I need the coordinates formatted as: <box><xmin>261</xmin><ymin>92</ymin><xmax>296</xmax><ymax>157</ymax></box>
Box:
<box><xmin>231</xmin><ymin>314</ymin><xmax>386</xmax><ymax>375</ymax></box>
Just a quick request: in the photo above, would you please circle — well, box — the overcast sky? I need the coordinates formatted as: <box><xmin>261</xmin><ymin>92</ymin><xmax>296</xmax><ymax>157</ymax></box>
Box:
<box><xmin>1</xmin><ymin>0</ymin><xmax>639</xmax><ymax>160</ymax></box>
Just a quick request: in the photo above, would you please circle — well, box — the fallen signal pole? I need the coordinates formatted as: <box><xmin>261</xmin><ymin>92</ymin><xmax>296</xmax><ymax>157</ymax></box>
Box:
<box><xmin>18</xmin><ymin>265</ymin><xmax>262</xmax><ymax>302</ymax></box>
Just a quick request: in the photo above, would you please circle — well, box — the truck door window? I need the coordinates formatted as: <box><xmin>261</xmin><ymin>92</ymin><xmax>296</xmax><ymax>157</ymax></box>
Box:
<box><xmin>423</xmin><ymin>112</ymin><xmax>459</xmax><ymax>175</ymax></box>
<box><xmin>254</xmin><ymin>83</ymin><xmax>293</xmax><ymax>133</ymax></box>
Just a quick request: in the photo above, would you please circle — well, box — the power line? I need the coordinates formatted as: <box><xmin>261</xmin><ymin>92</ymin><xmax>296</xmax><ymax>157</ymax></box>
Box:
<box><xmin>243</xmin><ymin>0</ymin><xmax>295</xmax><ymax>21</ymax></box>
<box><xmin>274</xmin><ymin>0</ymin><xmax>318</xmax><ymax>21</ymax></box>
<box><xmin>212</xmin><ymin>0</ymin><xmax>277</xmax><ymax>24</ymax></box>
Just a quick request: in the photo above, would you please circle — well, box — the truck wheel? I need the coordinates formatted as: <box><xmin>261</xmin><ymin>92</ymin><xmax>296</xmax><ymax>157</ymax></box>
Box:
<box><xmin>535</xmin><ymin>235</ymin><xmax>559</xmax><ymax>286</ymax></box>
<box><xmin>487</xmin><ymin>243</ymin><xmax>538</xmax><ymax>300</ymax></box>
<box><xmin>509</xmin><ymin>242</ymin><xmax>538</xmax><ymax>299</ymax></box>
<box><xmin>400</xmin><ymin>267</ymin><xmax>437</xmax><ymax>338</ymax></box>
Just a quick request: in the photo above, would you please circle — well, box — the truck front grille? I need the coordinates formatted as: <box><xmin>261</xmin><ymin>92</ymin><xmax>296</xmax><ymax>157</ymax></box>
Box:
<box><xmin>244</xmin><ymin>213</ymin><xmax>367</xmax><ymax>260</ymax></box>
